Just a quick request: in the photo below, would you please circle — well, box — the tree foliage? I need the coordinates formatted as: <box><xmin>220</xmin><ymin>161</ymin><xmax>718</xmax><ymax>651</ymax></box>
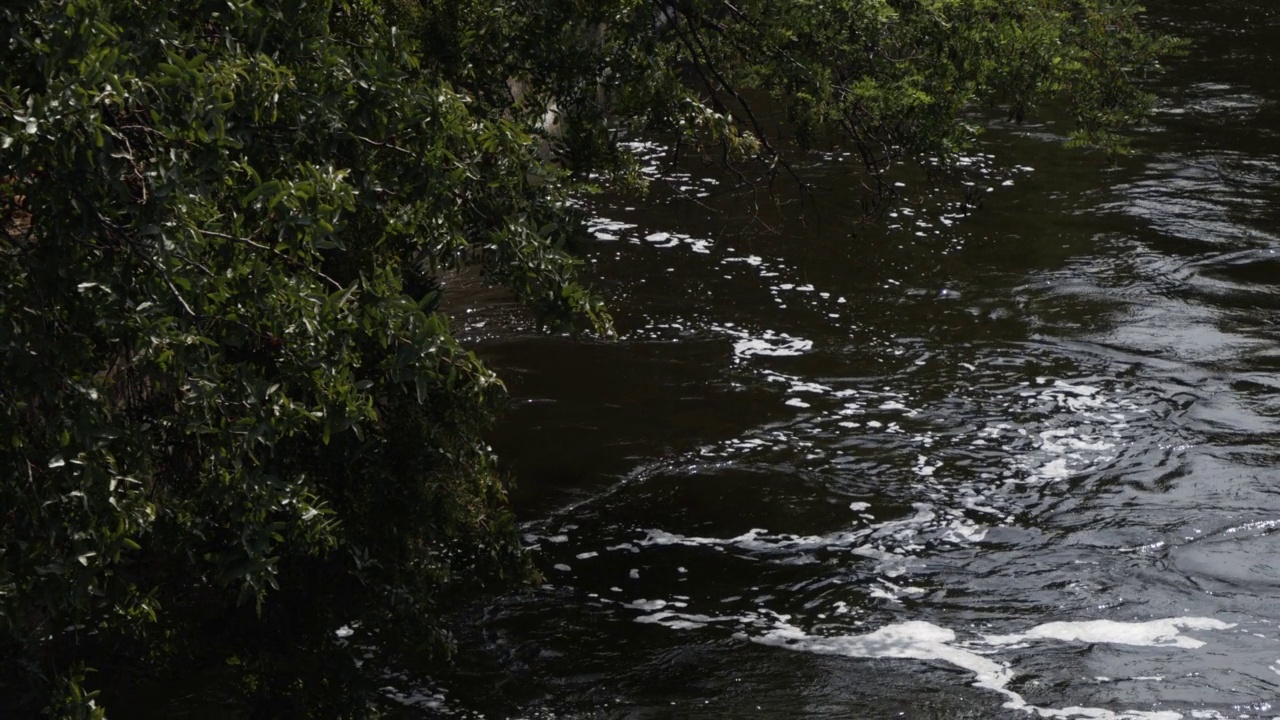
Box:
<box><xmin>0</xmin><ymin>0</ymin><xmax>1175</xmax><ymax>715</ymax></box>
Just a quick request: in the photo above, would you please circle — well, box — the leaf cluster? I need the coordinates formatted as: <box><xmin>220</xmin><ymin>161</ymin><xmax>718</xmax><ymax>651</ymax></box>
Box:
<box><xmin>0</xmin><ymin>0</ymin><xmax>588</xmax><ymax>714</ymax></box>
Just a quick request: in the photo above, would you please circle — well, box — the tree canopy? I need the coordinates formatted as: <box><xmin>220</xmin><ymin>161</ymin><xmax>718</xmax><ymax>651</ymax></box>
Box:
<box><xmin>0</xmin><ymin>0</ymin><xmax>1176</xmax><ymax>716</ymax></box>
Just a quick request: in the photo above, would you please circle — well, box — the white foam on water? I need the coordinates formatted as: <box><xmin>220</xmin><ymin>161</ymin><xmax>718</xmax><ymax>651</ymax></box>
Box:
<box><xmin>983</xmin><ymin>618</ymin><xmax>1233</xmax><ymax>650</ymax></box>
<box><xmin>867</xmin><ymin>580</ymin><xmax>928</xmax><ymax>604</ymax></box>
<box><xmin>788</xmin><ymin>379</ymin><xmax>834</xmax><ymax>394</ymax></box>
<box><xmin>1224</xmin><ymin>518</ymin><xmax>1280</xmax><ymax>536</ymax></box>
<box><xmin>634</xmin><ymin>608</ymin><xmax>1234</xmax><ymax>720</ymax></box>
<box><xmin>636</xmin><ymin>526</ymin><xmax>868</xmax><ymax>554</ymax></box>
<box><xmin>729</xmin><ymin>329</ymin><xmax>814</xmax><ymax>359</ymax></box>
<box><xmin>976</xmin><ymin>377</ymin><xmax>1150</xmax><ymax>485</ymax></box>
<box><xmin>559</xmin><ymin>375</ymin><xmax>1151</xmax><ymax>594</ymax></box>
<box><xmin>635</xmin><ymin>609</ymin><xmax>735</xmax><ymax>630</ymax></box>
<box><xmin>632</xmin><ymin>501</ymin><xmax>988</xmax><ymax>579</ymax></box>
<box><xmin>586</xmin><ymin>217</ymin><xmax>637</xmax><ymax>235</ymax></box>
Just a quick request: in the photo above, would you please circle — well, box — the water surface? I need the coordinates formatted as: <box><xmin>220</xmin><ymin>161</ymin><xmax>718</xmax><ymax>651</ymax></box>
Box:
<box><xmin>408</xmin><ymin>3</ymin><xmax>1280</xmax><ymax>717</ymax></box>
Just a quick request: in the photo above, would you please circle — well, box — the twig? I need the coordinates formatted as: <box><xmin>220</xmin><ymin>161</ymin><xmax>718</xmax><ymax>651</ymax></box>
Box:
<box><xmin>197</xmin><ymin>228</ymin><xmax>343</xmax><ymax>291</ymax></box>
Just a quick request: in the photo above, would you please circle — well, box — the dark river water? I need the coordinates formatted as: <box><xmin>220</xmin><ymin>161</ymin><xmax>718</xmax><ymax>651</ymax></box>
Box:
<box><xmin>405</xmin><ymin>3</ymin><xmax>1280</xmax><ymax>717</ymax></box>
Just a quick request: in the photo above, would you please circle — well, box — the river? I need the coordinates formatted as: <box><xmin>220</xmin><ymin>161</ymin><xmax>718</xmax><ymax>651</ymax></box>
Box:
<box><xmin>404</xmin><ymin>2</ymin><xmax>1280</xmax><ymax>717</ymax></box>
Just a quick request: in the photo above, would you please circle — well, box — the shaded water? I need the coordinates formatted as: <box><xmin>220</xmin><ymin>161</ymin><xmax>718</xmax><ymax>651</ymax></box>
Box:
<box><xmin>411</xmin><ymin>2</ymin><xmax>1280</xmax><ymax>717</ymax></box>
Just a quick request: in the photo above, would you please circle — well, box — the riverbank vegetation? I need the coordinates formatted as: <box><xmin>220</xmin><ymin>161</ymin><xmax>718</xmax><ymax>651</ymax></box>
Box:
<box><xmin>0</xmin><ymin>0</ymin><xmax>1178</xmax><ymax>715</ymax></box>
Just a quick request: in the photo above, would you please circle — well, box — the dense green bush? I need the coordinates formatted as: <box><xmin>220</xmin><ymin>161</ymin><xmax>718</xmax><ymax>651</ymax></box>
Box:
<box><xmin>0</xmin><ymin>0</ymin><xmax>1174</xmax><ymax>716</ymax></box>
